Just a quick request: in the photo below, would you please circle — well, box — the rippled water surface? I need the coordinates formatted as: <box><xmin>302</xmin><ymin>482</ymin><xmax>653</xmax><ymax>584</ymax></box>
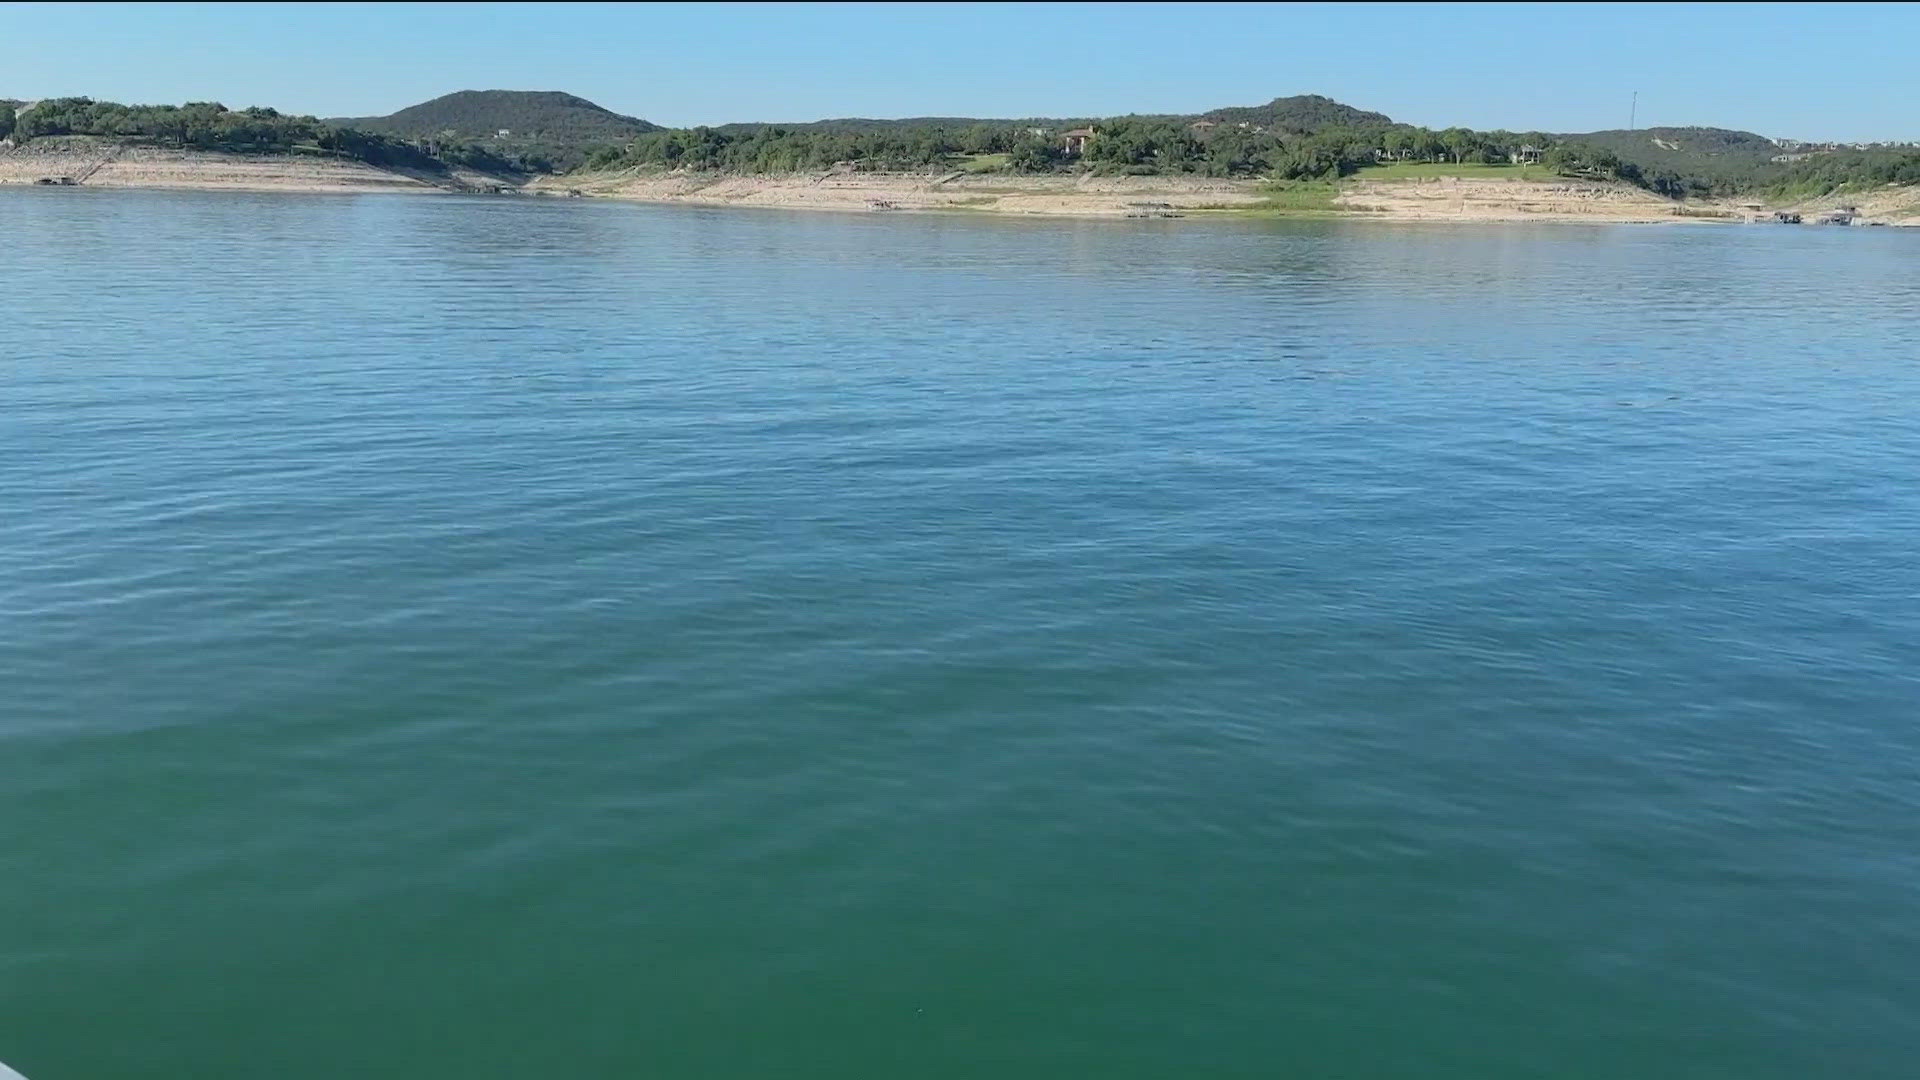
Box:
<box><xmin>4</xmin><ymin>189</ymin><xmax>1919</xmax><ymax>1079</ymax></box>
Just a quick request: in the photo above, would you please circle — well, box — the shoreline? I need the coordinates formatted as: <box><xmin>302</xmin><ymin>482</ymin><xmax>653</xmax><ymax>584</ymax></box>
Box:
<box><xmin>5</xmin><ymin>142</ymin><xmax>1916</xmax><ymax>227</ymax></box>
<box><xmin>528</xmin><ymin>167</ymin><xmax>1720</xmax><ymax>225</ymax></box>
<box><xmin>0</xmin><ymin>142</ymin><xmax>439</xmax><ymax>194</ymax></box>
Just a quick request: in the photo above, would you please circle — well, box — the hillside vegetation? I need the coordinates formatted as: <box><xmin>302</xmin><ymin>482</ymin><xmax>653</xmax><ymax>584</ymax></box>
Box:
<box><xmin>1199</xmin><ymin>94</ymin><xmax>1393</xmax><ymax>133</ymax></box>
<box><xmin>10</xmin><ymin>87</ymin><xmax>1917</xmax><ymax>204</ymax></box>
<box><xmin>1552</xmin><ymin>126</ymin><xmax>1782</xmax><ymax>196</ymax></box>
<box><xmin>713</xmin><ymin>95</ymin><xmax>1388</xmax><ymax>137</ymax></box>
<box><xmin>585</xmin><ymin>109</ymin><xmax>1575</xmax><ymax>183</ymax></box>
<box><xmin>332</xmin><ymin>90</ymin><xmax>659</xmax><ymax>169</ymax></box>
<box><xmin>6</xmin><ymin>98</ymin><xmax>447</xmax><ymax>170</ymax></box>
<box><xmin>1768</xmin><ymin>150</ymin><xmax>1920</xmax><ymax>199</ymax></box>
<box><xmin>1539</xmin><ymin>125</ymin><xmax>1920</xmax><ymax>198</ymax></box>
<box><xmin>716</xmin><ymin>115</ymin><xmax>1084</xmax><ymax>135</ymax></box>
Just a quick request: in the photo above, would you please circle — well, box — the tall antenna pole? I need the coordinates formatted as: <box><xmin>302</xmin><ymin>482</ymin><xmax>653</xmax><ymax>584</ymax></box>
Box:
<box><xmin>1630</xmin><ymin>91</ymin><xmax>1638</xmax><ymax>130</ymax></box>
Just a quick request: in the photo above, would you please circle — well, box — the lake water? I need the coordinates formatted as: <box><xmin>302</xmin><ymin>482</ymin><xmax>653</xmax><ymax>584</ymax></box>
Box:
<box><xmin>4</xmin><ymin>188</ymin><xmax>1918</xmax><ymax>1079</ymax></box>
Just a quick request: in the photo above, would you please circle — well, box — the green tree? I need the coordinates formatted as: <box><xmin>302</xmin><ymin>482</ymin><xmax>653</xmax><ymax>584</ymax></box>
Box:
<box><xmin>957</xmin><ymin>124</ymin><xmax>1002</xmax><ymax>155</ymax></box>
<box><xmin>1438</xmin><ymin>127</ymin><xmax>1481</xmax><ymax>164</ymax></box>
<box><xmin>1008</xmin><ymin>136</ymin><xmax>1063</xmax><ymax>172</ymax></box>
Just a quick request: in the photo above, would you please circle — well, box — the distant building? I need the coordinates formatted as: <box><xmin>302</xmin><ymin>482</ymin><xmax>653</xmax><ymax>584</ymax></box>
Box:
<box><xmin>1510</xmin><ymin>145</ymin><xmax>1543</xmax><ymax>164</ymax></box>
<box><xmin>1060</xmin><ymin>127</ymin><xmax>1095</xmax><ymax>155</ymax></box>
<box><xmin>496</xmin><ymin>129</ymin><xmax>511</xmax><ymax>138</ymax></box>
<box><xmin>1189</xmin><ymin>120</ymin><xmax>1218</xmax><ymax>135</ymax></box>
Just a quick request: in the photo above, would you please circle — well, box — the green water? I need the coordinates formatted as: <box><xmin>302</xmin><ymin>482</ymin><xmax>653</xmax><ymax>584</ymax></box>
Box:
<box><xmin>3</xmin><ymin>189</ymin><xmax>1918</xmax><ymax>1078</ymax></box>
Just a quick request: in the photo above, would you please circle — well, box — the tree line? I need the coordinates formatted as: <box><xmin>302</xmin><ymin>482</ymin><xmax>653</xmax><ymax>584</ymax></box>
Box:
<box><xmin>582</xmin><ymin>114</ymin><xmax>1920</xmax><ymax>202</ymax></box>
<box><xmin>581</xmin><ymin>116</ymin><xmax>1613</xmax><ymax>182</ymax></box>
<box><xmin>582</xmin><ymin>123</ymin><xmax>1042</xmax><ymax>174</ymax></box>
<box><xmin>1765</xmin><ymin>149</ymin><xmax>1920</xmax><ymax>199</ymax></box>
<box><xmin>3</xmin><ymin>97</ymin><xmax>529</xmax><ymax>172</ymax></box>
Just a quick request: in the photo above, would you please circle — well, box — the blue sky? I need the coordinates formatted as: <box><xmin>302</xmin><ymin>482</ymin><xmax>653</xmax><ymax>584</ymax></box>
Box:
<box><xmin>4</xmin><ymin>2</ymin><xmax>1915</xmax><ymax>140</ymax></box>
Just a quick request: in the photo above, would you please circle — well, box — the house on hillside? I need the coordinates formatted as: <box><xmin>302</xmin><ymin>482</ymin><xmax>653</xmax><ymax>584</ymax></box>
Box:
<box><xmin>1509</xmin><ymin>145</ymin><xmax>1543</xmax><ymax>165</ymax></box>
<box><xmin>1060</xmin><ymin>127</ymin><xmax>1094</xmax><ymax>156</ymax></box>
<box><xmin>1189</xmin><ymin>120</ymin><xmax>1218</xmax><ymax>136</ymax></box>
<box><xmin>496</xmin><ymin>129</ymin><xmax>511</xmax><ymax>138</ymax></box>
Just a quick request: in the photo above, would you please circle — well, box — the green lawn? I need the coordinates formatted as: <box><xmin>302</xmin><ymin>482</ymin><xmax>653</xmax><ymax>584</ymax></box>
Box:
<box><xmin>1351</xmin><ymin>161</ymin><xmax>1562</xmax><ymax>182</ymax></box>
<box><xmin>958</xmin><ymin>153</ymin><xmax>1010</xmax><ymax>173</ymax></box>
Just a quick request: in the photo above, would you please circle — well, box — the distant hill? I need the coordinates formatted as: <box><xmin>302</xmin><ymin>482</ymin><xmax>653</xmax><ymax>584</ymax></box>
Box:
<box><xmin>1197</xmin><ymin>94</ymin><xmax>1394</xmax><ymax>133</ymax></box>
<box><xmin>331</xmin><ymin>90</ymin><xmax>659</xmax><ymax>143</ymax></box>
<box><xmin>1570</xmin><ymin>126</ymin><xmax>1780</xmax><ymax>159</ymax></box>
<box><xmin>717</xmin><ymin>95</ymin><xmax>1392</xmax><ymax>136</ymax></box>
<box><xmin>1559</xmin><ymin>126</ymin><xmax>1784</xmax><ymax>188</ymax></box>
<box><xmin>715</xmin><ymin>115</ymin><xmax>1086</xmax><ymax>135</ymax></box>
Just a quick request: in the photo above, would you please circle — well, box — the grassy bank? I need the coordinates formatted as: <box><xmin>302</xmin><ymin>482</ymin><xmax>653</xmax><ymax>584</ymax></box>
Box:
<box><xmin>1236</xmin><ymin>180</ymin><xmax>1340</xmax><ymax>214</ymax></box>
<box><xmin>1352</xmin><ymin>161</ymin><xmax>1565</xmax><ymax>182</ymax></box>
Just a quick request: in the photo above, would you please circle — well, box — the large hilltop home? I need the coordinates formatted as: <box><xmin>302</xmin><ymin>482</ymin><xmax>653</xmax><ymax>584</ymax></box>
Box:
<box><xmin>1060</xmin><ymin>126</ymin><xmax>1094</xmax><ymax>156</ymax></box>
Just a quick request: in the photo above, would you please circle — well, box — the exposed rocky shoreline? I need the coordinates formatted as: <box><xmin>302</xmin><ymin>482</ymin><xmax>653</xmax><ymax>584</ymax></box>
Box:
<box><xmin>6</xmin><ymin>140</ymin><xmax>1915</xmax><ymax>226</ymax></box>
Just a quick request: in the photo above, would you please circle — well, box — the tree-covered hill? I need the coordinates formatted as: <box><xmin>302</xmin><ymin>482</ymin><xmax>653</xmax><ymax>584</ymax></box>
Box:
<box><xmin>1197</xmin><ymin>94</ymin><xmax>1393</xmax><ymax>133</ymax></box>
<box><xmin>1557</xmin><ymin>126</ymin><xmax>1784</xmax><ymax>193</ymax></box>
<box><xmin>328</xmin><ymin>90</ymin><xmax>661</xmax><ymax>171</ymax></box>
<box><xmin>1576</xmin><ymin>126</ymin><xmax>1781</xmax><ymax>156</ymax></box>
<box><xmin>716</xmin><ymin>115</ymin><xmax>1086</xmax><ymax>135</ymax></box>
<box><xmin>331</xmin><ymin>90</ymin><xmax>659</xmax><ymax>143</ymax></box>
<box><xmin>1539</xmin><ymin>126</ymin><xmax>1920</xmax><ymax>198</ymax></box>
<box><xmin>715</xmin><ymin>95</ymin><xmax>1394</xmax><ymax>137</ymax></box>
